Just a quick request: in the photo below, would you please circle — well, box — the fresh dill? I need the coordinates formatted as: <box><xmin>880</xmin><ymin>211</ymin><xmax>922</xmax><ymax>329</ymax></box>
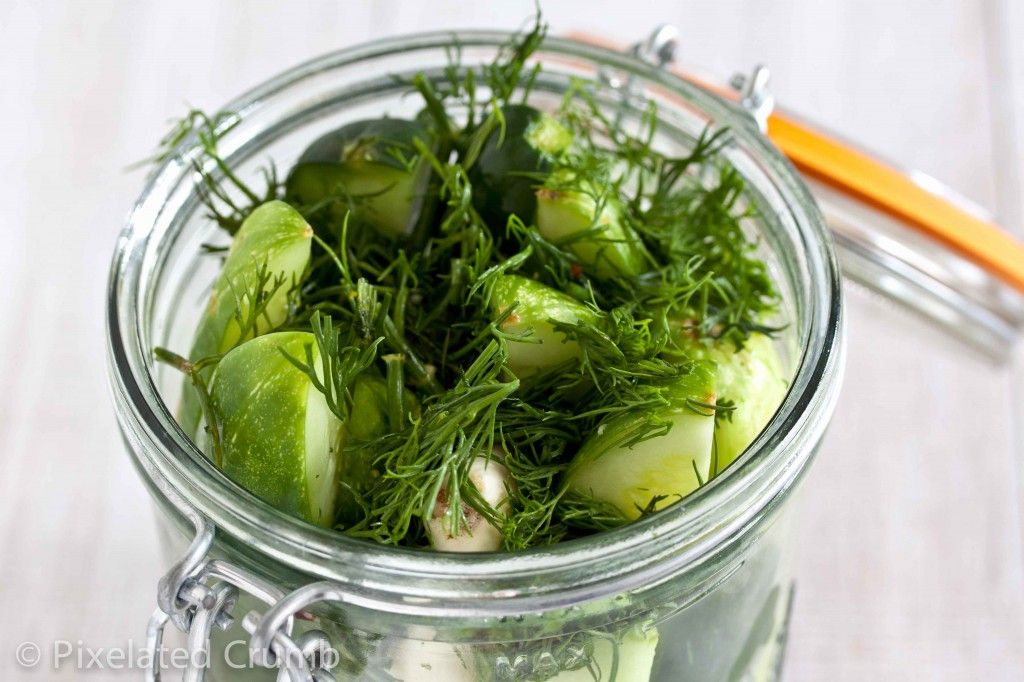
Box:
<box><xmin>348</xmin><ymin>340</ymin><xmax>519</xmax><ymax>545</ymax></box>
<box><xmin>152</xmin><ymin>9</ymin><xmax>782</xmax><ymax>554</ymax></box>
<box><xmin>144</xmin><ymin>109</ymin><xmax>279</xmax><ymax>235</ymax></box>
<box><xmin>225</xmin><ymin>260</ymin><xmax>288</xmax><ymax>345</ymax></box>
<box><xmin>281</xmin><ymin>311</ymin><xmax>382</xmax><ymax>423</ymax></box>
<box><xmin>152</xmin><ymin>347</ymin><xmax>225</xmax><ymax>467</ymax></box>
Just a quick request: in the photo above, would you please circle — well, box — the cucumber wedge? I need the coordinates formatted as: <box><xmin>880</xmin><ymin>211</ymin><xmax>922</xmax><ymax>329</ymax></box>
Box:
<box><xmin>488</xmin><ymin>274</ymin><xmax>596</xmax><ymax>379</ymax></box>
<box><xmin>535</xmin><ymin>176</ymin><xmax>647</xmax><ymax>279</ymax></box>
<box><xmin>565</xmin><ymin>368</ymin><xmax>716</xmax><ymax>520</ymax></box>
<box><xmin>334</xmin><ymin>373</ymin><xmax>420</xmax><ymax>527</ymax></box>
<box><xmin>287</xmin><ymin>162</ymin><xmax>419</xmax><ymax>238</ymax></box>
<box><xmin>552</xmin><ymin>627</ymin><xmax>659</xmax><ymax>682</ymax></box>
<box><xmin>191</xmin><ymin>201</ymin><xmax>312</xmax><ymax>357</ymax></box>
<box><xmin>211</xmin><ymin>332</ymin><xmax>343</xmax><ymax>527</ymax></box>
<box><xmin>697</xmin><ymin>333</ymin><xmax>788</xmax><ymax>470</ymax></box>
<box><xmin>182</xmin><ymin>200</ymin><xmax>313</xmax><ymax>436</ymax></box>
<box><xmin>285</xmin><ymin>118</ymin><xmax>433</xmax><ymax>238</ymax></box>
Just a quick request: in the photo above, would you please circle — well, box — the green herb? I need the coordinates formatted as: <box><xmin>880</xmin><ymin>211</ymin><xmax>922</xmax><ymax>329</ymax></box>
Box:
<box><xmin>152</xmin><ymin>348</ymin><xmax>224</xmax><ymax>466</ymax></box>
<box><xmin>280</xmin><ymin>311</ymin><xmax>382</xmax><ymax>423</ymax></box>
<box><xmin>153</xmin><ymin>9</ymin><xmax>782</xmax><ymax>551</ymax></box>
<box><xmin>143</xmin><ymin>109</ymin><xmax>279</xmax><ymax>235</ymax></box>
<box><xmin>348</xmin><ymin>340</ymin><xmax>519</xmax><ymax>545</ymax></box>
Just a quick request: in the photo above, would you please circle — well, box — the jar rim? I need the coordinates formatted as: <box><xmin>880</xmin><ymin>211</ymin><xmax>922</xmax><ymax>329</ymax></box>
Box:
<box><xmin>107</xmin><ymin>29</ymin><xmax>844</xmax><ymax>617</ymax></box>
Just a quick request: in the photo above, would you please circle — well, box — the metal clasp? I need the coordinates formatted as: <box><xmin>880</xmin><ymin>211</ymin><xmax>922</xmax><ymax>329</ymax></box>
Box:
<box><xmin>599</xmin><ymin>24</ymin><xmax>680</xmax><ymax>127</ymax></box>
<box><xmin>144</xmin><ymin>489</ymin><xmax>335</xmax><ymax>681</ymax></box>
<box><xmin>158</xmin><ymin>507</ymin><xmax>215</xmax><ymax>632</ymax></box>
<box><xmin>630</xmin><ymin>24</ymin><xmax>679</xmax><ymax>69</ymax></box>
<box><xmin>606</xmin><ymin>25</ymin><xmax>775</xmax><ymax>137</ymax></box>
<box><xmin>730</xmin><ymin>64</ymin><xmax>775</xmax><ymax>132</ymax></box>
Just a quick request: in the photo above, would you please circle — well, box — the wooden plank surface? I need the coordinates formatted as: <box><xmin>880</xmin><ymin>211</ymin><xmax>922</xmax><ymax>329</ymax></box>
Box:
<box><xmin>0</xmin><ymin>1</ymin><xmax>1020</xmax><ymax>679</ymax></box>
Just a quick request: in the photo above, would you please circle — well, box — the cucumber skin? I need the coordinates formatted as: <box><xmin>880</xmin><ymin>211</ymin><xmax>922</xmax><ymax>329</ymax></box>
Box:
<box><xmin>697</xmin><ymin>333</ymin><xmax>788</xmax><ymax>470</ymax></box>
<box><xmin>488</xmin><ymin>274</ymin><xmax>596</xmax><ymax>379</ymax></box>
<box><xmin>286</xmin><ymin>117</ymin><xmax>430</xmax><ymax>238</ymax></box>
<box><xmin>191</xmin><ymin>201</ymin><xmax>312</xmax><ymax>358</ymax></box>
<box><xmin>470</xmin><ymin>104</ymin><xmax>571</xmax><ymax>228</ymax></box>
<box><xmin>333</xmin><ymin>374</ymin><xmax>420</xmax><ymax>527</ymax></box>
<box><xmin>181</xmin><ymin>200</ymin><xmax>312</xmax><ymax>436</ymax></box>
<box><xmin>297</xmin><ymin>118</ymin><xmax>425</xmax><ymax>168</ymax></box>
<box><xmin>211</xmin><ymin>332</ymin><xmax>343</xmax><ymax>527</ymax></box>
<box><xmin>332</xmin><ymin>375</ymin><xmax>387</xmax><ymax>526</ymax></box>
<box><xmin>564</xmin><ymin>367</ymin><xmax>716</xmax><ymax>520</ymax></box>
<box><xmin>286</xmin><ymin>162</ymin><xmax>417</xmax><ymax>238</ymax></box>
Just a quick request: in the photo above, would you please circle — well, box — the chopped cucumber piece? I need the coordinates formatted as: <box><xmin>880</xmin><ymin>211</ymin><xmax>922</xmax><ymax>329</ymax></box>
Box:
<box><xmin>525</xmin><ymin>111</ymin><xmax>574</xmax><ymax>156</ymax></box>
<box><xmin>334</xmin><ymin>373</ymin><xmax>420</xmax><ymax>526</ymax></box>
<box><xmin>182</xmin><ymin>200</ymin><xmax>313</xmax><ymax>435</ymax></box>
<box><xmin>535</xmin><ymin>175</ymin><xmax>647</xmax><ymax>279</ymax></box>
<box><xmin>470</xmin><ymin>104</ymin><xmax>571</xmax><ymax>227</ymax></box>
<box><xmin>488</xmin><ymin>274</ymin><xmax>596</xmax><ymax>379</ymax></box>
<box><xmin>286</xmin><ymin>118</ymin><xmax>433</xmax><ymax>238</ymax></box>
<box><xmin>287</xmin><ymin>162</ymin><xmax>418</xmax><ymax>238</ymax></box>
<box><xmin>191</xmin><ymin>201</ymin><xmax>312</xmax><ymax>356</ymax></box>
<box><xmin>211</xmin><ymin>331</ymin><xmax>344</xmax><ymax>527</ymax></box>
<box><xmin>697</xmin><ymin>333</ymin><xmax>788</xmax><ymax>469</ymax></box>
<box><xmin>388</xmin><ymin>639</ymin><xmax>473</xmax><ymax>682</ymax></box>
<box><xmin>565</xmin><ymin>367</ymin><xmax>716</xmax><ymax>519</ymax></box>
<box><xmin>551</xmin><ymin>627</ymin><xmax>659</xmax><ymax>682</ymax></box>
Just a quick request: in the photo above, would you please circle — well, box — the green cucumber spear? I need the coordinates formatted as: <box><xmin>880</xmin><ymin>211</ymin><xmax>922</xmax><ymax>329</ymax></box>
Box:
<box><xmin>180</xmin><ymin>200</ymin><xmax>313</xmax><ymax>437</ymax></box>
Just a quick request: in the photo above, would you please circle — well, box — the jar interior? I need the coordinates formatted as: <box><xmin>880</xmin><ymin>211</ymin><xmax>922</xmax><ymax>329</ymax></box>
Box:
<box><xmin>147</xmin><ymin>55</ymin><xmax>806</xmax><ymax>464</ymax></box>
<box><xmin>110</xmin><ymin>32</ymin><xmax>843</xmax><ymax>682</ymax></box>
<box><xmin>114</xmin><ymin>33</ymin><xmax>840</xmax><ymax>630</ymax></box>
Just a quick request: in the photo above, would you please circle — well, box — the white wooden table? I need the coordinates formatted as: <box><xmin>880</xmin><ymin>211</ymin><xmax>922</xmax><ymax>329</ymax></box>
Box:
<box><xmin>1</xmin><ymin>1</ymin><xmax>1021</xmax><ymax>679</ymax></box>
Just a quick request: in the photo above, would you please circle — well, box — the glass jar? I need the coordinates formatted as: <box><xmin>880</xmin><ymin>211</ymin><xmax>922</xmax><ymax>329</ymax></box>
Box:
<box><xmin>106</xmin><ymin>30</ymin><xmax>844</xmax><ymax>681</ymax></box>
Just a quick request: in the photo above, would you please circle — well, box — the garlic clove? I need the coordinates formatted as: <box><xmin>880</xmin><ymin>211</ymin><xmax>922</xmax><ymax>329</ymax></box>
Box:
<box><xmin>425</xmin><ymin>455</ymin><xmax>514</xmax><ymax>553</ymax></box>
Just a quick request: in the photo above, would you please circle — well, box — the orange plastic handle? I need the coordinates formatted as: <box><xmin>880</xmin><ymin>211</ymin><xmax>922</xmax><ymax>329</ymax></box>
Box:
<box><xmin>566</xmin><ymin>33</ymin><xmax>1024</xmax><ymax>294</ymax></box>
<box><xmin>765</xmin><ymin>115</ymin><xmax>1024</xmax><ymax>293</ymax></box>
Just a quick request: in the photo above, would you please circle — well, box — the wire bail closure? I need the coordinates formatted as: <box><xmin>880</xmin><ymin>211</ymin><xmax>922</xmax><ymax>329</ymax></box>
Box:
<box><xmin>598</xmin><ymin>24</ymin><xmax>680</xmax><ymax>127</ymax></box>
<box><xmin>730</xmin><ymin>65</ymin><xmax>775</xmax><ymax>132</ymax></box>
<box><xmin>631</xmin><ymin>24</ymin><xmax>679</xmax><ymax>68</ymax></box>
<box><xmin>144</xmin><ymin>481</ymin><xmax>334</xmax><ymax>681</ymax></box>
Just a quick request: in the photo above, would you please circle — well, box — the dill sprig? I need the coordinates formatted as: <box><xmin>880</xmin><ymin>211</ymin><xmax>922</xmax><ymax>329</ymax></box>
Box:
<box><xmin>348</xmin><ymin>341</ymin><xmax>519</xmax><ymax>545</ymax></box>
<box><xmin>482</xmin><ymin>10</ymin><xmax>546</xmax><ymax>105</ymax></box>
<box><xmin>153</xmin><ymin>348</ymin><xmax>225</xmax><ymax>467</ymax></box>
<box><xmin>636</xmin><ymin>161</ymin><xmax>779</xmax><ymax>341</ymax></box>
<box><xmin>549</xmin><ymin>86</ymin><xmax>779</xmax><ymax>344</ymax></box>
<box><xmin>155</xmin><ymin>8</ymin><xmax>782</xmax><ymax>552</ymax></box>
<box><xmin>145</xmin><ymin>109</ymin><xmax>279</xmax><ymax>235</ymax></box>
<box><xmin>225</xmin><ymin>260</ymin><xmax>288</xmax><ymax>344</ymax></box>
<box><xmin>281</xmin><ymin>312</ymin><xmax>382</xmax><ymax>423</ymax></box>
